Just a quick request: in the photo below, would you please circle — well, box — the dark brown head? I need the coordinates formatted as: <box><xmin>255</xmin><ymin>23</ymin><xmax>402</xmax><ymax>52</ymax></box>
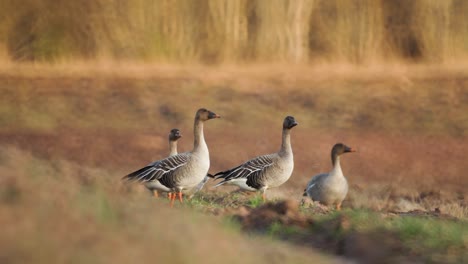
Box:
<box><xmin>168</xmin><ymin>128</ymin><xmax>182</xmax><ymax>142</ymax></box>
<box><xmin>331</xmin><ymin>143</ymin><xmax>356</xmax><ymax>165</ymax></box>
<box><xmin>195</xmin><ymin>108</ymin><xmax>221</xmax><ymax>121</ymax></box>
<box><xmin>283</xmin><ymin>116</ymin><xmax>298</xmax><ymax>129</ymax></box>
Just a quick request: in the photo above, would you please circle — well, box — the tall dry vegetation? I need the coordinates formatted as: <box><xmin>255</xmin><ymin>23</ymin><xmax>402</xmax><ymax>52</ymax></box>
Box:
<box><xmin>1</xmin><ymin>0</ymin><xmax>468</xmax><ymax>63</ymax></box>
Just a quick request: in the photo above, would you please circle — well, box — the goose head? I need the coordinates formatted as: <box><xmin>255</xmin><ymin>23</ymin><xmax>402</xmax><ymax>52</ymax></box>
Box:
<box><xmin>332</xmin><ymin>143</ymin><xmax>356</xmax><ymax>156</ymax></box>
<box><xmin>169</xmin><ymin>128</ymin><xmax>182</xmax><ymax>141</ymax></box>
<box><xmin>196</xmin><ymin>108</ymin><xmax>221</xmax><ymax>121</ymax></box>
<box><xmin>283</xmin><ymin>116</ymin><xmax>298</xmax><ymax>129</ymax></box>
<box><xmin>331</xmin><ymin>143</ymin><xmax>356</xmax><ymax>166</ymax></box>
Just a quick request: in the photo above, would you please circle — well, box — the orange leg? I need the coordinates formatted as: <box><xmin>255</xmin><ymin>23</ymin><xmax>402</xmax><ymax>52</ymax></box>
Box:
<box><xmin>167</xmin><ymin>193</ymin><xmax>173</xmax><ymax>200</ymax></box>
<box><xmin>336</xmin><ymin>202</ymin><xmax>342</xmax><ymax>211</ymax></box>
<box><xmin>153</xmin><ymin>190</ymin><xmax>159</xmax><ymax>198</ymax></box>
<box><xmin>262</xmin><ymin>193</ymin><xmax>266</xmax><ymax>202</ymax></box>
<box><xmin>178</xmin><ymin>191</ymin><xmax>183</xmax><ymax>203</ymax></box>
<box><xmin>170</xmin><ymin>193</ymin><xmax>176</xmax><ymax>207</ymax></box>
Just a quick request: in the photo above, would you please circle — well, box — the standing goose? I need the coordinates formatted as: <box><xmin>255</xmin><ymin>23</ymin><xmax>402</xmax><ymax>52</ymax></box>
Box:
<box><xmin>123</xmin><ymin>108</ymin><xmax>220</xmax><ymax>206</ymax></box>
<box><xmin>186</xmin><ymin>175</ymin><xmax>210</xmax><ymax>199</ymax></box>
<box><xmin>213</xmin><ymin>116</ymin><xmax>297</xmax><ymax>201</ymax></box>
<box><xmin>124</xmin><ymin>128</ymin><xmax>182</xmax><ymax>198</ymax></box>
<box><xmin>167</xmin><ymin>128</ymin><xmax>182</xmax><ymax>156</ymax></box>
<box><xmin>303</xmin><ymin>143</ymin><xmax>356</xmax><ymax>210</ymax></box>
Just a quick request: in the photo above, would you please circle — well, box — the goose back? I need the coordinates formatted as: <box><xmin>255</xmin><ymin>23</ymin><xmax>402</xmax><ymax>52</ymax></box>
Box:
<box><xmin>214</xmin><ymin>116</ymin><xmax>296</xmax><ymax>193</ymax></box>
<box><xmin>305</xmin><ymin>143</ymin><xmax>355</xmax><ymax>206</ymax></box>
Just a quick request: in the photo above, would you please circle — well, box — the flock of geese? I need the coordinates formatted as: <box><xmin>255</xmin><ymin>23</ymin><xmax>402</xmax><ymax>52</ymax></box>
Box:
<box><xmin>123</xmin><ymin>108</ymin><xmax>356</xmax><ymax>210</ymax></box>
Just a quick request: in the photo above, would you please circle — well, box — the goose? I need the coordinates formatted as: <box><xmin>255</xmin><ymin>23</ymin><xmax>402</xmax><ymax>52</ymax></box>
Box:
<box><xmin>167</xmin><ymin>128</ymin><xmax>181</xmax><ymax>156</ymax></box>
<box><xmin>186</xmin><ymin>175</ymin><xmax>210</xmax><ymax>199</ymax></box>
<box><xmin>132</xmin><ymin>128</ymin><xmax>182</xmax><ymax>198</ymax></box>
<box><xmin>123</xmin><ymin>108</ymin><xmax>220</xmax><ymax>206</ymax></box>
<box><xmin>303</xmin><ymin>143</ymin><xmax>356</xmax><ymax>210</ymax></box>
<box><xmin>213</xmin><ymin>116</ymin><xmax>297</xmax><ymax>201</ymax></box>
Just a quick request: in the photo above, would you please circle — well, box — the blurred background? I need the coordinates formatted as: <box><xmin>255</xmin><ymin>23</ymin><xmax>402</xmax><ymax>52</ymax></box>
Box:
<box><xmin>0</xmin><ymin>1</ymin><xmax>467</xmax><ymax>263</ymax></box>
<box><xmin>1</xmin><ymin>0</ymin><xmax>468</xmax><ymax>63</ymax></box>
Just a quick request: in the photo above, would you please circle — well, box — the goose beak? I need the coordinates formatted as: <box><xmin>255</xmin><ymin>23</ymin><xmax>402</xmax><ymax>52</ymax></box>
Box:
<box><xmin>344</xmin><ymin>146</ymin><xmax>357</xmax><ymax>153</ymax></box>
<box><xmin>208</xmin><ymin>111</ymin><xmax>221</xmax><ymax>119</ymax></box>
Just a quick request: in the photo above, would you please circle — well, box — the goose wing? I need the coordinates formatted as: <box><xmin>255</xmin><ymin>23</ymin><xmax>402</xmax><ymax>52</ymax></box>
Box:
<box><xmin>303</xmin><ymin>173</ymin><xmax>327</xmax><ymax>195</ymax></box>
<box><xmin>214</xmin><ymin>154</ymin><xmax>275</xmax><ymax>189</ymax></box>
<box><xmin>122</xmin><ymin>152</ymin><xmax>190</xmax><ymax>185</ymax></box>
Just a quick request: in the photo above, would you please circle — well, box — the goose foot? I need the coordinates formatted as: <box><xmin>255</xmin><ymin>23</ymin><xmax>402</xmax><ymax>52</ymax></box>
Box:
<box><xmin>336</xmin><ymin>203</ymin><xmax>342</xmax><ymax>211</ymax></box>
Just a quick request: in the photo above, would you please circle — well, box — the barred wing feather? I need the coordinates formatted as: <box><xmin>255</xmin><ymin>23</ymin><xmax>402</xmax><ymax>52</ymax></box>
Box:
<box><xmin>214</xmin><ymin>154</ymin><xmax>275</xmax><ymax>188</ymax></box>
<box><xmin>122</xmin><ymin>153</ymin><xmax>190</xmax><ymax>184</ymax></box>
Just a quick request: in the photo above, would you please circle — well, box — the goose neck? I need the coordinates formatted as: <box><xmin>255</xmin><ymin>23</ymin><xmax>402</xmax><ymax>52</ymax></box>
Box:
<box><xmin>193</xmin><ymin>119</ymin><xmax>207</xmax><ymax>152</ymax></box>
<box><xmin>169</xmin><ymin>140</ymin><xmax>178</xmax><ymax>156</ymax></box>
<box><xmin>279</xmin><ymin>128</ymin><xmax>292</xmax><ymax>157</ymax></box>
<box><xmin>331</xmin><ymin>155</ymin><xmax>343</xmax><ymax>175</ymax></box>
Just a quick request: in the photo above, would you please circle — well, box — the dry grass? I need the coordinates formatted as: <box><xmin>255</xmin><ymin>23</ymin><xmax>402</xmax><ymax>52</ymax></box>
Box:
<box><xmin>0</xmin><ymin>146</ymin><xmax>333</xmax><ymax>264</ymax></box>
<box><xmin>1</xmin><ymin>0</ymin><xmax>468</xmax><ymax>63</ymax></box>
<box><xmin>0</xmin><ymin>63</ymin><xmax>467</xmax><ymax>263</ymax></box>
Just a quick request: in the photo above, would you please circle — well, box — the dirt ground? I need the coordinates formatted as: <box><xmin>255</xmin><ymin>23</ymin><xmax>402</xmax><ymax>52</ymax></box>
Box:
<box><xmin>0</xmin><ymin>65</ymin><xmax>467</xmax><ymax>263</ymax></box>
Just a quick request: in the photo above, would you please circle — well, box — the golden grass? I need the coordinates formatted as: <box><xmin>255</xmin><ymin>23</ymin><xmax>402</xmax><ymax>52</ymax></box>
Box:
<box><xmin>1</xmin><ymin>0</ymin><xmax>468</xmax><ymax>63</ymax></box>
<box><xmin>0</xmin><ymin>63</ymin><xmax>467</xmax><ymax>262</ymax></box>
<box><xmin>0</xmin><ymin>147</ymin><xmax>333</xmax><ymax>264</ymax></box>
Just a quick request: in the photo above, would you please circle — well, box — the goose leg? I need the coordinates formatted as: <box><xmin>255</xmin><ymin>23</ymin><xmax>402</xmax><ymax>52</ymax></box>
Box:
<box><xmin>336</xmin><ymin>202</ymin><xmax>342</xmax><ymax>211</ymax></box>
<box><xmin>153</xmin><ymin>190</ymin><xmax>159</xmax><ymax>198</ymax></box>
<box><xmin>261</xmin><ymin>188</ymin><xmax>267</xmax><ymax>202</ymax></box>
<box><xmin>178</xmin><ymin>191</ymin><xmax>183</xmax><ymax>203</ymax></box>
<box><xmin>168</xmin><ymin>192</ymin><xmax>173</xmax><ymax>200</ymax></box>
<box><xmin>170</xmin><ymin>193</ymin><xmax>176</xmax><ymax>207</ymax></box>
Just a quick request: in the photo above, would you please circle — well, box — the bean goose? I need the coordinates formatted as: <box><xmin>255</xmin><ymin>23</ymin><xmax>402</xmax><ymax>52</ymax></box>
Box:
<box><xmin>213</xmin><ymin>116</ymin><xmax>297</xmax><ymax>201</ymax></box>
<box><xmin>132</xmin><ymin>128</ymin><xmax>182</xmax><ymax>198</ymax></box>
<box><xmin>123</xmin><ymin>108</ymin><xmax>220</xmax><ymax>206</ymax></box>
<box><xmin>167</xmin><ymin>128</ymin><xmax>181</xmax><ymax>156</ymax></box>
<box><xmin>186</xmin><ymin>175</ymin><xmax>210</xmax><ymax>199</ymax></box>
<box><xmin>303</xmin><ymin>143</ymin><xmax>356</xmax><ymax>210</ymax></box>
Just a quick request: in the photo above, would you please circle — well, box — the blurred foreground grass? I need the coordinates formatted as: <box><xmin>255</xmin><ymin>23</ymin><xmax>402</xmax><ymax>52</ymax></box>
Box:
<box><xmin>314</xmin><ymin>210</ymin><xmax>468</xmax><ymax>263</ymax></box>
<box><xmin>0</xmin><ymin>64</ymin><xmax>467</xmax><ymax>263</ymax></box>
<box><xmin>1</xmin><ymin>146</ymin><xmax>466</xmax><ymax>264</ymax></box>
<box><xmin>184</xmin><ymin>191</ymin><xmax>467</xmax><ymax>263</ymax></box>
<box><xmin>0</xmin><ymin>147</ymin><xmax>333</xmax><ymax>264</ymax></box>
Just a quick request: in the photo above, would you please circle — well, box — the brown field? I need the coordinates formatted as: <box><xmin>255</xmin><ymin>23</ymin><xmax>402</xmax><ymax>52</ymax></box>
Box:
<box><xmin>1</xmin><ymin>63</ymin><xmax>467</xmax><ymax>263</ymax></box>
<box><xmin>3</xmin><ymin>1</ymin><xmax>468</xmax><ymax>262</ymax></box>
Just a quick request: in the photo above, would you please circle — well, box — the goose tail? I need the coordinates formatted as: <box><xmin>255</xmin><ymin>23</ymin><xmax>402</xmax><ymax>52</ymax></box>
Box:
<box><xmin>213</xmin><ymin>180</ymin><xmax>227</xmax><ymax>188</ymax></box>
<box><xmin>122</xmin><ymin>166</ymin><xmax>155</xmax><ymax>182</ymax></box>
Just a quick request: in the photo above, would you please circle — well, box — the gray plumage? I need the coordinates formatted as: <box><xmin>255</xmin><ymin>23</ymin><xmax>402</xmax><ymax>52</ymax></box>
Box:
<box><xmin>123</xmin><ymin>109</ymin><xmax>220</xmax><ymax>203</ymax></box>
<box><xmin>123</xmin><ymin>128</ymin><xmax>182</xmax><ymax>195</ymax></box>
<box><xmin>213</xmin><ymin>116</ymin><xmax>298</xmax><ymax>200</ymax></box>
<box><xmin>186</xmin><ymin>175</ymin><xmax>210</xmax><ymax>199</ymax></box>
<box><xmin>304</xmin><ymin>143</ymin><xmax>356</xmax><ymax>210</ymax></box>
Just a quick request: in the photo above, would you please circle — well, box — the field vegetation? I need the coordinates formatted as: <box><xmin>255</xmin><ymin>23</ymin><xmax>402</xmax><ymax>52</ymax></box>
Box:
<box><xmin>1</xmin><ymin>0</ymin><xmax>468</xmax><ymax>263</ymax></box>
<box><xmin>1</xmin><ymin>0</ymin><xmax>468</xmax><ymax>63</ymax></box>
<box><xmin>1</xmin><ymin>65</ymin><xmax>467</xmax><ymax>263</ymax></box>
